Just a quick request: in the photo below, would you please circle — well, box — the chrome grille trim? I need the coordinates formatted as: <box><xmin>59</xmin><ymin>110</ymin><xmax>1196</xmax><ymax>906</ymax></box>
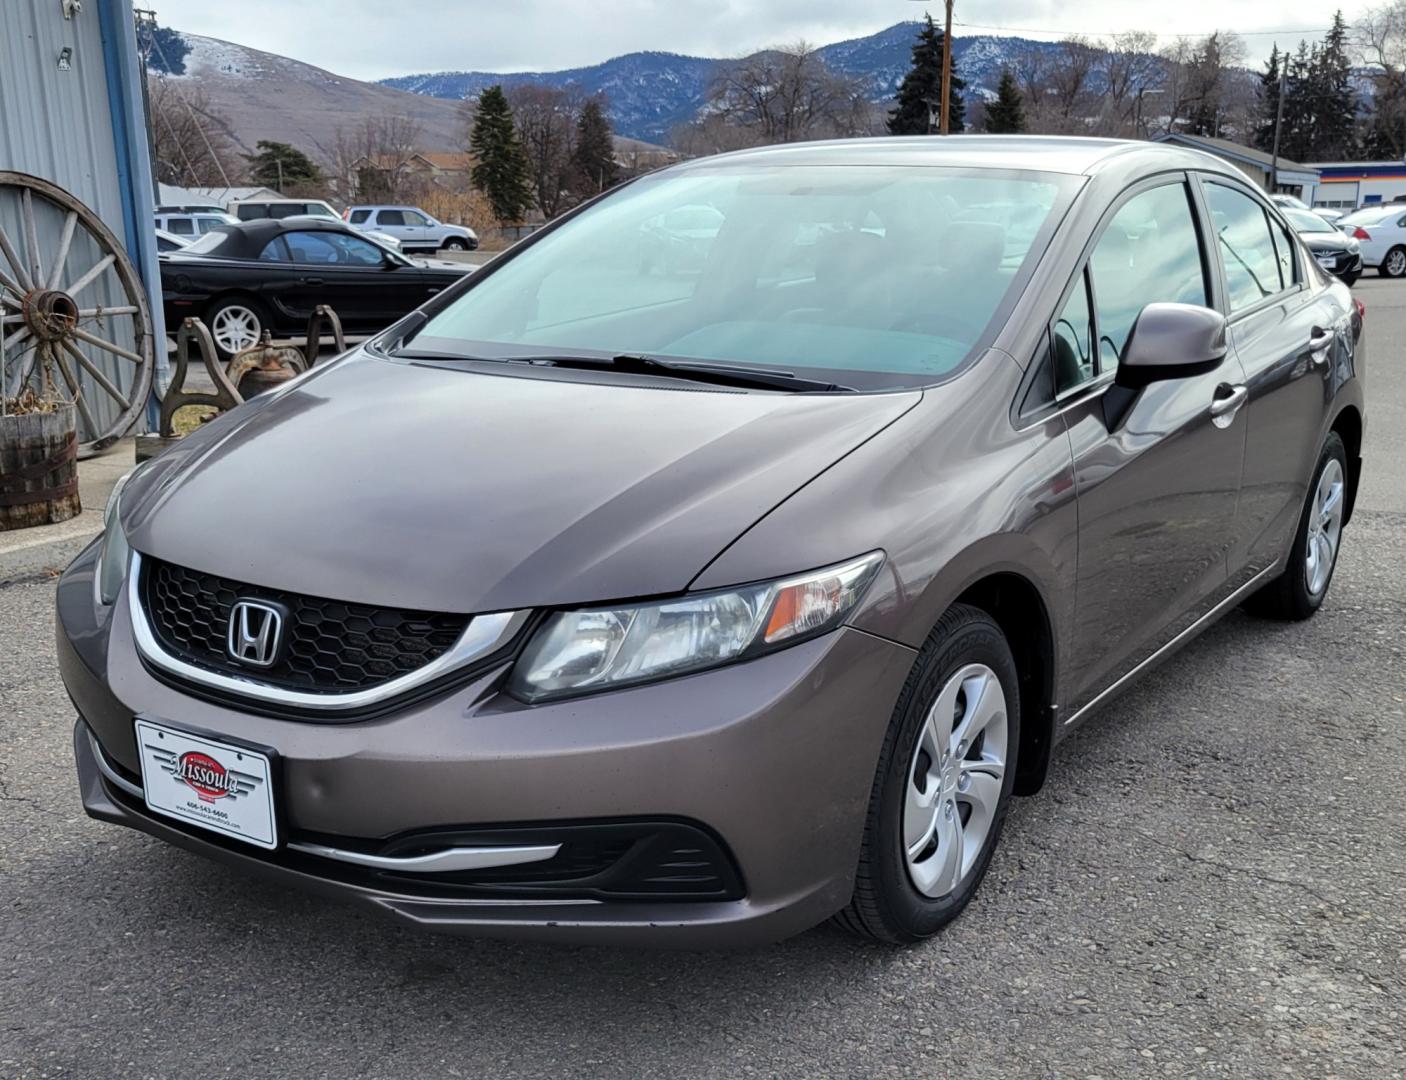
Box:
<box><xmin>127</xmin><ymin>552</ymin><xmax>529</xmax><ymax>711</ymax></box>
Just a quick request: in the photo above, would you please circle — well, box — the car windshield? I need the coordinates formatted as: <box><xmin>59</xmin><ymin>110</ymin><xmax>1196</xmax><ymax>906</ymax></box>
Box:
<box><xmin>1284</xmin><ymin>209</ymin><xmax>1336</xmax><ymax>234</ymax></box>
<box><xmin>407</xmin><ymin>165</ymin><xmax>1077</xmax><ymax>390</ymax></box>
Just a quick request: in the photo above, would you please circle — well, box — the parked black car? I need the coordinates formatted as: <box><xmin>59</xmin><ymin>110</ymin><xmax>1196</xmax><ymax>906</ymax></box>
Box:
<box><xmin>159</xmin><ymin>218</ymin><xmax>474</xmax><ymax>357</ymax></box>
<box><xmin>1282</xmin><ymin>207</ymin><xmax>1362</xmax><ymax>285</ymax></box>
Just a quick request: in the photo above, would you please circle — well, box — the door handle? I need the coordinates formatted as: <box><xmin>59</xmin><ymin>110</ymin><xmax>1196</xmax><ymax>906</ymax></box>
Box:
<box><xmin>298</xmin><ymin>276</ymin><xmax>325</xmax><ymax>287</ymax></box>
<box><xmin>1209</xmin><ymin>383</ymin><xmax>1248</xmax><ymax>422</ymax></box>
<box><xmin>1308</xmin><ymin>325</ymin><xmax>1333</xmax><ymax>365</ymax></box>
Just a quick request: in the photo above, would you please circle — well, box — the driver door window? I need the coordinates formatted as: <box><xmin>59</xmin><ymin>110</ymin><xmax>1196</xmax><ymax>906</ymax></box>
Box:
<box><xmin>1088</xmin><ymin>182</ymin><xmax>1209</xmax><ymax>377</ymax></box>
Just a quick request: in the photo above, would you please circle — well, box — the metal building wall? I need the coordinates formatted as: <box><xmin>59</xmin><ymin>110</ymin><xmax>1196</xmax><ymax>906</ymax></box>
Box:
<box><xmin>1</xmin><ymin>0</ymin><xmax>162</xmax><ymax>437</ymax></box>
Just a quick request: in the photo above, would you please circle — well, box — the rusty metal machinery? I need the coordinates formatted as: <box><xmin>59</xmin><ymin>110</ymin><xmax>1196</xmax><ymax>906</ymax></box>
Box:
<box><xmin>0</xmin><ymin>171</ymin><xmax>155</xmax><ymax>457</ymax></box>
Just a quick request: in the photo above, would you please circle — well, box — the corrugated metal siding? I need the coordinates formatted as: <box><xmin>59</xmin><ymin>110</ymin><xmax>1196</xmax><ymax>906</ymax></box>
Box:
<box><xmin>0</xmin><ymin>1</ymin><xmax>143</xmax><ymax>437</ymax></box>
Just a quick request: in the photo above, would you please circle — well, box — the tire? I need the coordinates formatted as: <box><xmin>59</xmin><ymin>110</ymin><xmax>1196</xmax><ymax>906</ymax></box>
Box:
<box><xmin>205</xmin><ymin>295</ymin><xmax>268</xmax><ymax>360</ymax></box>
<box><xmin>1341</xmin><ymin>270</ymin><xmax>1360</xmax><ymax>286</ymax></box>
<box><xmin>1379</xmin><ymin>246</ymin><xmax>1406</xmax><ymax>277</ymax></box>
<box><xmin>833</xmin><ymin>604</ymin><xmax>1021</xmax><ymax>944</ymax></box>
<box><xmin>442</xmin><ymin>237</ymin><xmax>469</xmax><ymax>251</ymax></box>
<box><xmin>1244</xmin><ymin>433</ymin><xmax>1348</xmax><ymax>621</ymax></box>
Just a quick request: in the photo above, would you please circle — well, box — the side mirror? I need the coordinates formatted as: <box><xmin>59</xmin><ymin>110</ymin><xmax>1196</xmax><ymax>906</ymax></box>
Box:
<box><xmin>1115</xmin><ymin>302</ymin><xmax>1227</xmax><ymax>389</ymax></box>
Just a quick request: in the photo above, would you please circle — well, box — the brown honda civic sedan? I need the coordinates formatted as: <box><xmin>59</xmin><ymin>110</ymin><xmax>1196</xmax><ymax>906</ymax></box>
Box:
<box><xmin>59</xmin><ymin>137</ymin><xmax>1366</xmax><ymax>946</ymax></box>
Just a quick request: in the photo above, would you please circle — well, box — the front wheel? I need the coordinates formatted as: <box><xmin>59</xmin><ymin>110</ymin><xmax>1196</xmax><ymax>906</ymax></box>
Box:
<box><xmin>441</xmin><ymin>237</ymin><xmax>469</xmax><ymax>251</ymax></box>
<box><xmin>1380</xmin><ymin>247</ymin><xmax>1406</xmax><ymax>277</ymax></box>
<box><xmin>1340</xmin><ymin>270</ymin><xmax>1360</xmax><ymax>286</ymax></box>
<box><xmin>834</xmin><ymin>604</ymin><xmax>1020</xmax><ymax>944</ymax></box>
<box><xmin>1245</xmin><ymin>433</ymin><xmax>1348</xmax><ymax>621</ymax></box>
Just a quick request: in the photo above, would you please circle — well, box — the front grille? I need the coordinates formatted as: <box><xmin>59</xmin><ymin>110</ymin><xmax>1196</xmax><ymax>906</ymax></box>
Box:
<box><xmin>141</xmin><ymin>558</ymin><xmax>469</xmax><ymax>693</ymax></box>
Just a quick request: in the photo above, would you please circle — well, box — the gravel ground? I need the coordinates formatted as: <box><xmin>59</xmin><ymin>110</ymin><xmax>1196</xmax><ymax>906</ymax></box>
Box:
<box><xmin>1</xmin><ymin>281</ymin><xmax>1403</xmax><ymax>1080</ymax></box>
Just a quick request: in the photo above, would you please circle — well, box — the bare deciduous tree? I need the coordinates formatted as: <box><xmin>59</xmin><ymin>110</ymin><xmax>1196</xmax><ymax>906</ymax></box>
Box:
<box><xmin>147</xmin><ymin>79</ymin><xmax>244</xmax><ymax>187</ymax></box>
<box><xmin>328</xmin><ymin>114</ymin><xmax>424</xmax><ymax>202</ymax></box>
<box><xmin>705</xmin><ymin>41</ymin><xmax>870</xmax><ymax>145</ymax></box>
<box><xmin>1358</xmin><ymin>1</ymin><xmax>1406</xmax><ymax>157</ymax></box>
<box><xmin>506</xmin><ymin>84</ymin><xmax>581</xmax><ymax>219</ymax></box>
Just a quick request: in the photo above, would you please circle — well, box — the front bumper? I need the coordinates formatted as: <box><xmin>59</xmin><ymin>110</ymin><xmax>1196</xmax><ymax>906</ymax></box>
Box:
<box><xmin>59</xmin><ymin>542</ymin><xmax>916</xmax><ymax>946</ymax></box>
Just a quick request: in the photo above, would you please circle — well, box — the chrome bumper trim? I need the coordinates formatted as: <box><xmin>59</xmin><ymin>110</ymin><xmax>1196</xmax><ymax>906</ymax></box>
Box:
<box><xmin>88</xmin><ymin>728</ymin><xmax>144</xmax><ymax>799</ymax></box>
<box><xmin>87</xmin><ymin>729</ymin><xmax>562</xmax><ymax>874</ymax></box>
<box><xmin>285</xmin><ymin>840</ymin><xmax>562</xmax><ymax>873</ymax></box>
<box><xmin>126</xmin><ymin>551</ymin><xmax>529</xmax><ymax>712</ymax></box>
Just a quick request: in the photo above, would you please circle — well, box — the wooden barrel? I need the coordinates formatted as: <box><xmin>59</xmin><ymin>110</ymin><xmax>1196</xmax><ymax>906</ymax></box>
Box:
<box><xmin>0</xmin><ymin>405</ymin><xmax>81</xmax><ymax>531</ymax></box>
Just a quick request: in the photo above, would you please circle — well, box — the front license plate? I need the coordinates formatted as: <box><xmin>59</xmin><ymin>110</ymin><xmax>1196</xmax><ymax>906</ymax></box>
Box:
<box><xmin>1316</xmin><ymin>255</ymin><xmax>1337</xmax><ymax>268</ymax></box>
<box><xmin>134</xmin><ymin>719</ymin><xmax>278</xmax><ymax>849</ymax></box>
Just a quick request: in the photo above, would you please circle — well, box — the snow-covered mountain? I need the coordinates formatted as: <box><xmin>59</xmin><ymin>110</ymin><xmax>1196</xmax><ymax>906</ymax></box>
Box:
<box><xmin>381</xmin><ymin>23</ymin><xmax>1070</xmax><ymax>142</ymax></box>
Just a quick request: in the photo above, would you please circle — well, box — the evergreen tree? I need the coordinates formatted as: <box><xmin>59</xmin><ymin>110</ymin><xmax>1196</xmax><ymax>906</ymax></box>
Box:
<box><xmin>470</xmin><ymin>85</ymin><xmax>534</xmax><ymax>224</ymax></box>
<box><xmin>570</xmin><ymin>97</ymin><xmax>620</xmax><ymax>197</ymax></box>
<box><xmin>1314</xmin><ymin>11</ymin><xmax>1359</xmax><ymax>160</ymax></box>
<box><xmin>984</xmin><ymin>69</ymin><xmax>1026</xmax><ymax>133</ymax></box>
<box><xmin>889</xmin><ymin>14</ymin><xmax>966</xmax><ymax>134</ymax></box>
<box><xmin>245</xmin><ymin>140</ymin><xmax>320</xmax><ymax>191</ymax></box>
<box><xmin>1253</xmin><ymin>45</ymin><xmax>1283</xmax><ymax>154</ymax></box>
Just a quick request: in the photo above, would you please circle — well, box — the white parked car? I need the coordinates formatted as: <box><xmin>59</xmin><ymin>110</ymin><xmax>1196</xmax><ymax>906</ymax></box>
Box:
<box><xmin>1271</xmin><ymin>193</ymin><xmax>1342</xmax><ymax>223</ymax></box>
<box><xmin>1336</xmin><ymin>205</ymin><xmax>1406</xmax><ymax>277</ymax></box>
<box><xmin>343</xmin><ymin>205</ymin><xmax>478</xmax><ymax>251</ymax></box>
<box><xmin>154</xmin><ymin>228</ymin><xmax>191</xmax><ymax>252</ymax></box>
<box><xmin>154</xmin><ymin>209</ymin><xmax>238</xmax><ymax>238</ymax></box>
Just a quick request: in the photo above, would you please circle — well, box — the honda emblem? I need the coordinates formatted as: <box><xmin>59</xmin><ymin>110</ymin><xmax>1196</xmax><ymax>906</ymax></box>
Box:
<box><xmin>227</xmin><ymin>600</ymin><xmax>285</xmax><ymax>668</ymax></box>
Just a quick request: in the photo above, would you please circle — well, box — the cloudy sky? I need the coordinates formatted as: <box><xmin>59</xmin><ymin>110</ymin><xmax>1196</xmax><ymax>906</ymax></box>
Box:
<box><xmin>151</xmin><ymin>0</ymin><xmax>1359</xmax><ymax>80</ymax></box>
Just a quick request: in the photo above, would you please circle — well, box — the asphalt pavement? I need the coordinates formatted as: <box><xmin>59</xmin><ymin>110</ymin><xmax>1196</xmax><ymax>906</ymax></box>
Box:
<box><xmin>1</xmin><ymin>281</ymin><xmax>1403</xmax><ymax>1079</ymax></box>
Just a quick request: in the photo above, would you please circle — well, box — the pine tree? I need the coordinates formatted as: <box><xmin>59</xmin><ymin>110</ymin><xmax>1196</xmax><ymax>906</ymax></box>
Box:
<box><xmin>888</xmin><ymin>14</ymin><xmax>966</xmax><ymax>134</ymax></box>
<box><xmin>1254</xmin><ymin>46</ymin><xmax>1283</xmax><ymax>154</ymax></box>
<box><xmin>984</xmin><ymin>69</ymin><xmax>1025</xmax><ymax>133</ymax></box>
<box><xmin>470</xmin><ymin>85</ymin><xmax>534</xmax><ymax>224</ymax></box>
<box><xmin>1314</xmin><ymin>11</ymin><xmax>1359</xmax><ymax>160</ymax></box>
<box><xmin>245</xmin><ymin>141</ymin><xmax>320</xmax><ymax>191</ymax></box>
<box><xmin>570</xmin><ymin>97</ymin><xmax>620</xmax><ymax>198</ymax></box>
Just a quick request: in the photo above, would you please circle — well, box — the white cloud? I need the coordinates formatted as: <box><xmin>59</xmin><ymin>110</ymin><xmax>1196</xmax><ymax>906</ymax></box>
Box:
<box><xmin>150</xmin><ymin>0</ymin><xmax>1363</xmax><ymax>80</ymax></box>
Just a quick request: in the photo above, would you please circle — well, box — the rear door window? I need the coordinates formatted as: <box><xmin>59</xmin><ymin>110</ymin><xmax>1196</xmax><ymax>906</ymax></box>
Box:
<box><xmin>167</xmin><ymin>217</ymin><xmax>194</xmax><ymax>236</ymax></box>
<box><xmin>377</xmin><ymin>210</ymin><xmax>407</xmax><ymax>226</ymax></box>
<box><xmin>1202</xmin><ymin>182</ymin><xmax>1289</xmax><ymax>312</ymax></box>
<box><xmin>349</xmin><ymin>209</ymin><xmax>371</xmax><ymax>224</ymax></box>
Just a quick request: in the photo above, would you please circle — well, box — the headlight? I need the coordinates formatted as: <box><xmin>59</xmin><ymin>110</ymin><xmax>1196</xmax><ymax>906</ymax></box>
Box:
<box><xmin>94</xmin><ymin>469</ymin><xmax>135</xmax><ymax>606</ymax></box>
<box><xmin>507</xmin><ymin>551</ymin><xmax>884</xmax><ymax>702</ymax></box>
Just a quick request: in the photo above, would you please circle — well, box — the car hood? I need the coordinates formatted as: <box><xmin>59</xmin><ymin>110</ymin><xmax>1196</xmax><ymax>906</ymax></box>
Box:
<box><xmin>412</xmin><ymin>257</ymin><xmax>475</xmax><ymax>273</ymax></box>
<box><xmin>1300</xmin><ymin>233</ymin><xmax>1353</xmax><ymax>253</ymax></box>
<box><xmin>124</xmin><ymin>352</ymin><xmax>920</xmax><ymax>614</ymax></box>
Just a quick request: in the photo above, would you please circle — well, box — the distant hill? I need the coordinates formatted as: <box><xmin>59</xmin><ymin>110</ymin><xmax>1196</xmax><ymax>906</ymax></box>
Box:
<box><xmin>165</xmin><ymin>33</ymin><xmax>668</xmax><ymax>165</ymax></box>
<box><xmin>380</xmin><ymin>23</ymin><xmax>1071</xmax><ymax>142</ymax></box>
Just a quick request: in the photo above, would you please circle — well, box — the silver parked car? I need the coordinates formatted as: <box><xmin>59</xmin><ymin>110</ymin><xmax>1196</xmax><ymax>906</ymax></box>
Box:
<box><xmin>344</xmin><ymin>205</ymin><xmax>478</xmax><ymax>251</ymax></box>
<box><xmin>64</xmin><ymin>137</ymin><xmax>1364</xmax><ymax>947</ymax></box>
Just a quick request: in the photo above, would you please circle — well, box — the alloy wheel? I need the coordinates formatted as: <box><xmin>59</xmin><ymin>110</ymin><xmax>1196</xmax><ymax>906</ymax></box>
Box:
<box><xmin>902</xmin><ymin>663</ymin><xmax>1008</xmax><ymax>898</ymax></box>
<box><xmin>1388</xmin><ymin>249</ymin><xmax>1406</xmax><ymax>276</ymax></box>
<box><xmin>1305</xmin><ymin>458</ymin><xmax>1345</xmax><ymax>597</ymax></box>
<box><xmin>211</xmin><ymin>304</ymin><xmax>261</xmax><ymax>355</ymax></box>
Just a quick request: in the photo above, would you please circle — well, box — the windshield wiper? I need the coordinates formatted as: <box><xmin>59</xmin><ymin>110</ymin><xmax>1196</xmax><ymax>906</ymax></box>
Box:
<box><xmin>500</xmin><ymin>353</ymin><xmax>856</xmax><ymax>393</ymax></box>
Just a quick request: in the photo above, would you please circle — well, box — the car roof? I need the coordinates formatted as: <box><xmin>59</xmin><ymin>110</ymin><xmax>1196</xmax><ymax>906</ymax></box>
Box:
<box><xmin>191</xmin><ymin>217</ymin><xmax>368</xmax><ymax>258</ymax></box>
<box><xmin>664</xmin><ymin>135</ymin><xmax>1245</xmax><ymax>180</ymax></box>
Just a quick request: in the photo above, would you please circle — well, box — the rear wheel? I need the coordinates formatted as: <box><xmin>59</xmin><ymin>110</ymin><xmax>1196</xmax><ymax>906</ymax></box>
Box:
<box><xmin>1245</xmin><ymin>433</ymin><xmax>1347</xmax><ymax>621</ymax></box>
<box><xmin>834</xmin><ymin>604</ymin><xmax>1020</xmax><ymax>944</ymax></box>
<box><xmin>1380</xmin><ymin>247</ymin><xmax>1406</xmax><ymax>277</ymax></box>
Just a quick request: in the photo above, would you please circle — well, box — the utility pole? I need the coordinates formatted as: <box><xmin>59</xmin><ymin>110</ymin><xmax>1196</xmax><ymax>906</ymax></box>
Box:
<box><xmin>1269</xmin><ymin>69</ymin><xmax>1286</xmax><ymax>191</ymax></box>
<box><xmin>939</xmin><ymin>0</ymin><xmax>954</xmax><ymax>134</ymax></box>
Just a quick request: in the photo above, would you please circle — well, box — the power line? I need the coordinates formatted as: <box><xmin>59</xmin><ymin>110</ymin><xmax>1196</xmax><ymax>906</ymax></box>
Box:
<box><xmin>953</xmin><ymin>20</ymin><xmax>1334</xmax><ymax>39</ymax></box>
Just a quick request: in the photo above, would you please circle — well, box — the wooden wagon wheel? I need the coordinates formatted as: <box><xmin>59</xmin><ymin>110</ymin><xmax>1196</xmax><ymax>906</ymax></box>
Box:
<box><xmin>0</xmin><ymin>171</ymin><xmax>154</xmax><ymax>457</ymax></box>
